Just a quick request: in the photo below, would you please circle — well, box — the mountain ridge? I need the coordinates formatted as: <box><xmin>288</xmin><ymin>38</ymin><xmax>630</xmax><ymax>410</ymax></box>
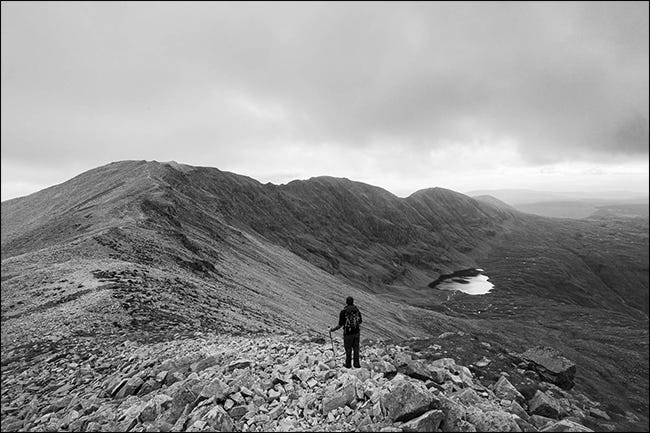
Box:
<box><xmin>2</xmin><ymin>160</ymin><xmax>647</xmax><ymax>316</ymax></box>
<box><xmin>1</xmin><ymin>160</ymin><xmax>648</xmax><ymax>431</ymax></box>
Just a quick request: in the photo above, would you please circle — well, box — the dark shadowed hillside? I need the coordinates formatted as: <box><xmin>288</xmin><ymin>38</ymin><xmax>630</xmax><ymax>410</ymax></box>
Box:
<box><xmin>2</xmin><ymin>160</ymin><xmax>648</xmax><ymax>431</ymax></box>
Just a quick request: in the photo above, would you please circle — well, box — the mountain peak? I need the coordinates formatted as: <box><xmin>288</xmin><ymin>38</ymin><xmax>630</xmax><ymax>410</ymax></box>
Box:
<box><xmin>307</xmin><ymin>175</ymin><xmax>352</xmax><ymax>183</ymax></box>
<box><xmin>408</xmin><ymin>187</ymin><xmax>480</xmax><ymax>203</ymax></box>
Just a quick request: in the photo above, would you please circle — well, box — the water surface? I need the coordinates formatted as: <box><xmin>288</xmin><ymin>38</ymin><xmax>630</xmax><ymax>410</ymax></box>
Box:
<box><xmin>431</xmin><ymin>268</ymin><xmax>494</xmax><ymax>295</ymax></box>
<box><xmin>435</xmin><ymin>273</ymin><xmax>493</xmax><ymax>295</ymax></box>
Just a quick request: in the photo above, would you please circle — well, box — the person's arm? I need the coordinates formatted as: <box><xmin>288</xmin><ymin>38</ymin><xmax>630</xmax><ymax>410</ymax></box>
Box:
<box><xmin>330</xmin><ymin>310</ymin><xmax>345</xmax><ymax>332</ymax></box>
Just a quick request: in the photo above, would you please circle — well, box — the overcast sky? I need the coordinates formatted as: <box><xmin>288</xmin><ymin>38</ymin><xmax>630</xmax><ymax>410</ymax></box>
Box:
<box><xmin>2</xmin><ymin>2</ymin><xmax>648</xmax><ymax>201</ymax></box>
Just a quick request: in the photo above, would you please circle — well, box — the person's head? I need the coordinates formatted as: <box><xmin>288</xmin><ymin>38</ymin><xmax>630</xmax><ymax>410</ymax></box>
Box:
<box><xmin>346</xmin><ymin>296</ymin><xmax>354</xmax><ymax>305</ymax></box>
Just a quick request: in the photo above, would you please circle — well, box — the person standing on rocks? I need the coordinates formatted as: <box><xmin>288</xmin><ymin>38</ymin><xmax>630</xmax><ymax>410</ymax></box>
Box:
<box><xmin>330</xmin><ymin>296</ymin><xmax>362</xmax><ymax>368</ymax></box>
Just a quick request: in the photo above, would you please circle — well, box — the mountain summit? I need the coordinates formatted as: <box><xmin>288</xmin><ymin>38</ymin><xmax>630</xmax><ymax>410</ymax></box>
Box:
<box><xmin>1</xmin><ymin>160</ymin><xmax>648</xmax><ymax>431</ymax></box>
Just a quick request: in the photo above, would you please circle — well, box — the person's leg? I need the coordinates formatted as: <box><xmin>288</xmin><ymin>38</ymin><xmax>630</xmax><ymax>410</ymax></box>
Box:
<box><xmin>353</xmin><ymin>333</ymin><xmax>360</xmax><ymax>368</ymax></box>
<box><xmin>343</xmin><ymin>334</ymin><xmax>352</xmax><ymax>368</ymax></box>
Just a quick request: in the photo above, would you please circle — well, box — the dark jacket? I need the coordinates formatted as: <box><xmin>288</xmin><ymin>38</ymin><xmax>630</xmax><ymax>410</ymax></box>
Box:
<box><xmin>335</xmin><ymin>304</ymin><xmax>362</xmax><ymax>336</ymax></box>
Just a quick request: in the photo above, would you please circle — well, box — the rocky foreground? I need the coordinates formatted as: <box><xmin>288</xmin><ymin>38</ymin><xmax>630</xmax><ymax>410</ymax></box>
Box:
<box><xmin>1</xmin><ymin>331</ymin><xmax>615</xmax><ymax>432</ymax></box>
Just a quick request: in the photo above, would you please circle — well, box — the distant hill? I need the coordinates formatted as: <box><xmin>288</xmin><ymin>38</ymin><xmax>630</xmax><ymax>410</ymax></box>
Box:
<box><xmin>507</xmin><ymin>200</ymin><xmax>648</xmax><ymax>219</ymax></box>
<box><xmin>590</xmin><ymin>203</ymin><xmax>650</xmax><ymax>219</ymax></box>
<box><xmin>467</xmin><ymin>188</ymin><xmax>649</xmax><ymax>205</ymax></box>
<box><xmin>1</xmin><ymin>160</ymin><xmax>648</xmax><ymax>430</ymax></box>
<box><xmin>468</xmin><ymin>189</ymin><xmax>649</xmax><ymax>219</ymax></box>
<box><xmin>514</xmin><ymin>201</ymin><xmax>599</xmax><ymax>219</ymax></box>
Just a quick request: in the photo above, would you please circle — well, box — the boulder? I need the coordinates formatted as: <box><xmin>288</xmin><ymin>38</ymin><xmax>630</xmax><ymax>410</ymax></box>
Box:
<box><xmin>452</xmin><ymin>388</ymin><xmax>481</xmax><ymax>406</ymax></box>
<box><xmin>428</xmin><ymin>366</ymin><xmax>448</xmax><ymax>384</ymax></box>
<box><xmin>513</xmin><ymin>416</ymin><xmax>538</xmax><ymax>432</ymax></box>
<box><xmin>397</xmin><ymin>359</ymin><xmax>433</xmax><ymax>382</ymax></box>
<box><xmin>104</xmin><ymin>376</ymin><xmax>127</xmax><ymax>398</ymax></box>
<box><xmin>374</xmin><ymin>360</ymin><xmax>397</xmax><ymax>375</ymax></box>
<box><xmin>164</xmin><ymin>386</ymin><xmax>197</xmax><ymax>424</ymax></box>
<box><xmin>449</xmin><ymin>372</ymin><xmax>464</xmax><ymax>387</ymax></box>
<box><xmin>140</xmin><ymin>394</ymin><xmax>174</xmax><ymax>422</ymax></box>
<box><xmin>230</xmin><ymin>391</ymin><xmax>245</xmax><ymax>406</ymax></box>
<box><xmin>540</xmin><ymin>419</ymin><xmax>593</xmax><ymax>432</ymax></box>
<box><xmin>268</xmin><ymin>404</ymin><xmax>283</xmax><ymax>420</ymax></box>
<box><xmin>494</xmin><ymin>376</ymin><xmax>525</xmax><ymax>403</ymax></box>
<box><xmin>555</xmin><ymin>397</ymin><xmax>572</xmax><ymax>418</ymax></box>
<box><xmin>229</xmin><ymin>405</ymin><xmax>248</xmax><ymax>420</ymax></box>
<box><xmin>1</xmin><ymin>419</ymin><xmax>23</xmax><ymax>432</ymax></box>
<box><xmin>202</xmin><ymin>405</ymin><xmax>234</xmax><ymax>432</ymax></box>
<box><xmin>431</xmin><ymin>358</ymin><xmax>456</xmax><ymax>370</ymax></box>
<box><xmin>519</xmin><ymin>347</ymin><xmax>576</xmax><ymax>390</ymax></box>
<box><xmin>199</xmin><ymin>377</ymin><xmax>229</xmax><ymax>402</ymax></box>
<box><xmin>464</xmin><ymin>406</ymin><xmax>522</xmax><ymax>432</ymax></box>
<box><xmin>401</xmin><ymin>409</ymin><xmax>444</xmax><ymax>432</ymax></box>
<box><xmin>380</xmin><ymin>426</ymin><xmax>405</xmax><ymax>432</ymax></box>
<box><xmin>530</xmin><ymin>414</ymin><xmax>555</xmax><ymax>429</ymax></box>
<box><xmin>155</xmin><ymin>370</ymin><xmax>169</xmax><ymax>383</ymax></box>
<box><xmin>373</xmin><ymin>400</ymin><xmax>383</xmax><ymax>420</ymax></box>
<box><xmin>226</xmin><ymin>359</ymin><xmax>253</xmax><ymax>372</ymax></box>
<box><xmin>456</xmin><ymin>366</ymin><xmax>474</xmax><ymax>388</ymax></box>
<box><xmin>185</xmin><ymin>399</ymin><xmax>214</xmax><ymax>428</ymax></box>
<box><xmin>267</xmin><ymin>388</ymin><xmax>281</xmax><ymax>402</ymax></box>
<box><xmin>588</xmin><ymin>407</ymin><xmax>610</xmax><ymax>421</ymax></box>
<box><xmin>114</xmin><ymin>375</ymin><xmax>144</xmax><ymax>399</ymax></box>
<box><xmin>438</xmin><ymin>332</ymin><xmax>457</xmax><ymax>339</ymax></box>
<box><xmin>165</xmin><ymin>371</ymin><xmax>185</xmax><ymax>386</ymax></box>
<box><xmin>322</xmin><ymin>381</ymin><xmax>357</xmax><ymax>414</ymax></box>
<box><xmin>85</xmin><ymin>421</ymin><xmax>103</xmax><ymax>431</ymax></box>
<box><xmin>52</xmin><ymin>395</ymin><xmax>73</xmax><ymax>412</ymax></box>
<box><xmin>229</xmin><ymin>368</ymin><xmax>256</xmax><ymax>393</ymax></box>
<box><xmin>187</xmin><ymin>420</ymin><xmax>207</xmax><ymax>432</ymax></box>
<box><xmin>59</xmin><ymin>409</ymin><xmax>81</xmax><ymax>430</ymax></box>
<box><xmin>381</xmin><ymin>378</ymin><xmax>438</xmax><ymax>422</ymax></box>
<box><xmin>529</xmin><ymin>390</ymin><xmax>561</xmax><ymax>419</ymax></box>
<box><xmin>438</xmin><ymin>394</ymin><xmax>467</xmax><ymax>431</ymax></box>
<box><xmin>138</xmin><ymin>378</ymin><xmax>162</xmax><ymax>397</ymax></box>
<box><xmin>117</xmin><ymin>397</ymin><xmax>146</xmax><ymax>431</ymax></box>
<box><xmin>393</xmin><ymin>352</ymin><xmax>413</xmax><ymax>368</ymax></box>
<box><xmin>505</xmin><ymin>401</ymin><xmax>530</xmax><ymax>421</ymax></box>
<box><xmin>68</xmin><ymin>416</ymin><xmax>88</xmax><ymax>433</ymax></box>
<box><xmin>190</xmin><ymin>355</ymin><xmax>218</xmax><ymax>373</ymax></box>
<box><xmin>346</xmin><ymin>368</ymin><xmax>371</xmax><ymax>382</ymax></box>
<box><xmin>455</xmin><ymin>420</ymin><xmax>478</xmax><ymax>432</ymax></box>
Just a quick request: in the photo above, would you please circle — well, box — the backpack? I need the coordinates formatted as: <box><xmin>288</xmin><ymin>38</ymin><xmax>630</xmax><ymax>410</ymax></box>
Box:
<box><xmin>344</xmin><ymin>307</ymin><xmax>361</xmax><ymax>334</ymax></box>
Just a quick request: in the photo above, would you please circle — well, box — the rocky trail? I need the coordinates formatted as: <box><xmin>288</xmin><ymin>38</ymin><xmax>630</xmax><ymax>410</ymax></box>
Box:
<box><xmin>1</xmin><ymin>330</ymin><xmax>615</xmax><ymax>432</ymax></box>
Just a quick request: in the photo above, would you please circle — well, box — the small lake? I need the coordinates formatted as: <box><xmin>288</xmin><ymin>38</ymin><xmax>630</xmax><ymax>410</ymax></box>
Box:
<box><xmin>429</xmin><ymin>268</ymin><xmax>494</xmax><ymax>295</ymax></box>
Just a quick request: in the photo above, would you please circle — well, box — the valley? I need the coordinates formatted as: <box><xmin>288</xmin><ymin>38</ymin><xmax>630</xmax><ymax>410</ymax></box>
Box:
<box><xmin>1</xmin><ymin>160</ymin><xmax>648</xmax><ymax>432</ymax></box>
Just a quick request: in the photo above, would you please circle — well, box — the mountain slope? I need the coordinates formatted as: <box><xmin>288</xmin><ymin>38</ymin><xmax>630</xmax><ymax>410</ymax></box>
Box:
<box><xmin>472</xmin><ymin>195</ymin><xmax>518</xmax><ymax>213</ymax></box>
<box><xmin>1</xmin><ymin>160</ymin><xmax>648</xmax><ymax>431</ymax></box>
<box><xmin>2</xmin><ymin>160</ymin><xmax>647</xmax><ymax>327</ymax></box>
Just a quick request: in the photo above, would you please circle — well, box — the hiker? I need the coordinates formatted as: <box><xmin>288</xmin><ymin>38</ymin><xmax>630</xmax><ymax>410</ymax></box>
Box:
<box><xmin>330</xmin><ymin>296</ymin><xmax>362</xmax><ymax>368</ymax></box>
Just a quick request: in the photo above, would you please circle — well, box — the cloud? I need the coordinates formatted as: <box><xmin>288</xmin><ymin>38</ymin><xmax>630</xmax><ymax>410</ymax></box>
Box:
<box><xmin>1</xmin><ymin>2</ymin><xmax>648</xmax><ymax>199</ymax></box>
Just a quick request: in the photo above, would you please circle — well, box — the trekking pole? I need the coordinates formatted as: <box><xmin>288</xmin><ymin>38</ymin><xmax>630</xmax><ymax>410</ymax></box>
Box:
<box><xmin>329</xmin><ymin>329</ymin><xmax>336</xmax><ymax>359</ymax></box>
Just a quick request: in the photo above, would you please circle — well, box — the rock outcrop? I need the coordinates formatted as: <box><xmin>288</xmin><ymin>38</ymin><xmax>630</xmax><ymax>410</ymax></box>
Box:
<box><xmin>529</xmin><ymin>390</ymin><xmax>562</xmax><ymax>419</ymax></box>
<box><xmin>518</xmin><ymin>346</ymin><xmax>577</xmax><ymax>390</ymax></box>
